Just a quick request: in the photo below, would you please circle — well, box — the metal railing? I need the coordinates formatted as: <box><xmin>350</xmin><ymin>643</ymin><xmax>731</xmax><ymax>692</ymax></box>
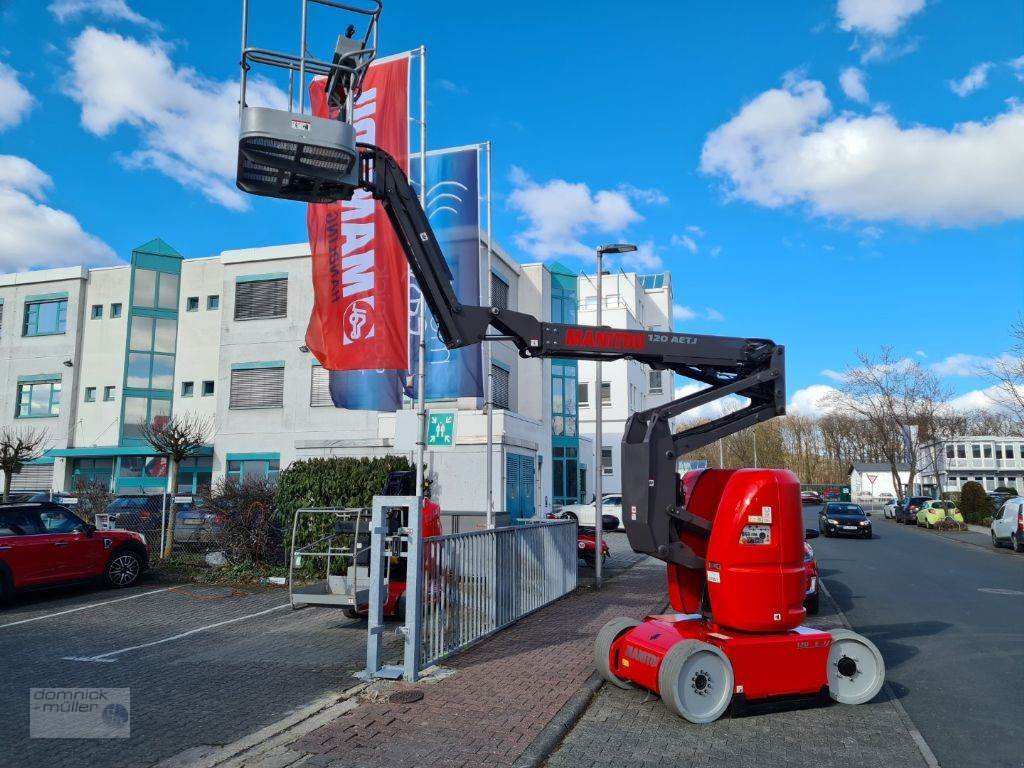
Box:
<box><xmin>419</xmin><ymin>519</ymin><xmax>577</xmax><ymax>669</ymax></box>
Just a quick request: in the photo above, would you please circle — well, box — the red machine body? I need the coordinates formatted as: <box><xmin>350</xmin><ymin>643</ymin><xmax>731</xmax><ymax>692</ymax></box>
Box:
<box><xmin>599</xmin><ymin>469</ymin><xmax>883</xmax><ymax>720</ymax></box>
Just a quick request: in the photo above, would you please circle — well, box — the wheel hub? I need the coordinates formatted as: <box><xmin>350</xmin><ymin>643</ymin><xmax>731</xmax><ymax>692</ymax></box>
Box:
<box><xmin>691</xmin><ymin>670</ymin><xmax>712</xmax><ymax>695</ymax></box>
<box><xmin>836</xmin><ymin>655</ymin><xmax>858</xmax><ymax>678</ymax></box>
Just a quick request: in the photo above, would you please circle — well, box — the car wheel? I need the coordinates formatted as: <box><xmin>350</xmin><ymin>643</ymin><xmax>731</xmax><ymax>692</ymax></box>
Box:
<box><xmin>563</xmin><ymin>511</ymin><xmax>578</xmax><ymax>522</ymax></box>
<box><xmin>805</xmin><ymin>591</ymin><xmax>820</xmax><ymax>615</ymax></box>
<box><xmin>991</xmin><ymin>530</ymin><xmax>999</xmax><ymax>548</ymax></box>
<box><xmin>0</xmin><ymin>571</ymin><xmax>12</xmax><ymax>605</ymax></box>
<box><xmin>104</xmin><ymin>549</ymin><xmax>142</xmax><ymax>588</ymax></box>
<box><xmin>1014</xmin><ymin>534</ymin><xmax>1024</xmax><ymax>554</ymax></box>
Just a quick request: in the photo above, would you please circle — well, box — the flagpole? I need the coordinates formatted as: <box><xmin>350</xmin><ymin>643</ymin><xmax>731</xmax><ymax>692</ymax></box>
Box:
<box><xmin>485</xmin><ymin>141</ymin><xmax>494</xmax><ymax>529</ymax></box>
<box><xmin>415</xmin><ymin>45</ymin><xmax>427</xmax><ymax>503</ymax></box>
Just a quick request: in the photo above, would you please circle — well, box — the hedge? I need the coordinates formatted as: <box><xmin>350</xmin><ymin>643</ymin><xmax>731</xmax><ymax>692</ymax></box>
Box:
<box><xmin>959</xmin><ymin>481</ymin><xmax>994</xmax><ymax>524</ymax></box>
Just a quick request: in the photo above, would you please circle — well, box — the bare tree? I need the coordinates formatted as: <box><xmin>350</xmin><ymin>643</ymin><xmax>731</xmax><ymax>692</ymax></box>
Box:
<box><xmin>985</xmin><ymin>320</ymin><xmax>1024</xmax><ymax>431</ymax></box>
<box><xmin>827</xmin><ymin>347</ymin><xmax>950</xmax><ymax>500</ymax></box>
<box><xmin>140</xmin><ymin>412</ymin><xmax>213</xmax><ymax>557</ymax></box>
<box><xmin>0</xmin><ymin>427</ymin><xmax>49</xmax><ymax>502</ymax></box>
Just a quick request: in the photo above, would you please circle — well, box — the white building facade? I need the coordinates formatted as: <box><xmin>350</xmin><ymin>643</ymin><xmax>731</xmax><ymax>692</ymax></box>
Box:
<box><xmin>848</xmin><ymin>463</ymin><xmax>909</xmax><ymax>499</ymax></box>
<box><xmin>0</xmin><ymin>239</ymin><xmax>680</xmax><ymax>523</ymax></box>
<box><xmin>576</xmin><ymin>272</ymin><xmax>675</xmax><ymax>496</ymax></box>
<box><xmin>916</xmin><ymin>435</ymin><xmax>1024</xmax><ymax>495</ymax></box>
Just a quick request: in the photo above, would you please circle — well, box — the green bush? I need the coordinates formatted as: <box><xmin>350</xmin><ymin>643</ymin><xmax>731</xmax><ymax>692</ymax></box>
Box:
<box><xmin>993</xmin><ymin>486</ymin><xmax>1018</xmax><ymax>496</ymax></box>
<box><xmin>959</xmin><ymin>481</ymin><xmax>994</xmax><ymax>525</ymax></box>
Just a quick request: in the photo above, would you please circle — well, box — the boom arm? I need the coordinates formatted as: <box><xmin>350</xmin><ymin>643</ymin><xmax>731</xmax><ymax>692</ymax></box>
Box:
<box><xmin>359</xmin><ymin>144</ymin><xmax>786</xmax><ymax>566</ymax></box>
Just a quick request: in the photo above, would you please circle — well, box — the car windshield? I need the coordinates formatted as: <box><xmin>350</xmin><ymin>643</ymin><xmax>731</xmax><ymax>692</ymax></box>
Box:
<box><xmin>827</xmin><ymin>504</ymin><xmax>864</xmax><ymax>515</ymax></box>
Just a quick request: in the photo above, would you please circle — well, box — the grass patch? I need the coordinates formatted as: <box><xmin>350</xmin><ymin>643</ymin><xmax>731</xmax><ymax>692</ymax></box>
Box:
<box><xmin>149</xmin><ymin>554</ymin><xmax>289</xmax><ymax>586</ymax></box>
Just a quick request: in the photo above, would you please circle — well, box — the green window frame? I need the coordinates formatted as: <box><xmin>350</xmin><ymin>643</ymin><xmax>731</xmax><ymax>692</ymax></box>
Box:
<box><xmin>16</xmin><ymin>379</ymin><xmax>61</xmax><ymax>418</ymax></box>
<box><xmin>181</xmin><ymin>381</ymin><xmax>194</xmax><ymax>397</ymax></box>
<box><xmin>103</xmin><ymin>386</ymin><xmax>116</xmax><ymax>402</ymax></box>
<box><xmin>132</xmin><ymin>268</ymin><xmax>179</xmax><ymax>311</ymax></box>
<box><xmin>186</xmin><ymin>296</ymin><xmax>199</xmax><ymax>312</ymax></box>
<box><xmin>207</xmin><ymin>295</ymin><xmax>220</xmax><ymax>310</ymax></box>
<box><xmin>23</xmin><ymin>298</ymin><xmax>68</xmax><ymax>336</ymax></box>
<box><xmin>226</xmin><ymin>453</ymin><xmax>280</xmax><ymax>482</ymax></box>
<box><xmin>126</xmin><ymin>314</ymin><xmax>177</xmax><ymax>390</ymax></box>
<box><xmin>84</xmin><ymin>387</ymin><xmax>97</xmax><ymax>403</ymax></box>
<box><xmin>177</xmin><ymin>456</ymin><xmax>213</xmax><ymax>494</ymax></box>
<box><xmin>110</xmin><ymin>302</ymin><xmax>123</xmax><ymax>318</ymax></box>
<box><xmin>90</xmin><ymin>304</ymin><xmax>103</xmax><ymax>319</ymax></box>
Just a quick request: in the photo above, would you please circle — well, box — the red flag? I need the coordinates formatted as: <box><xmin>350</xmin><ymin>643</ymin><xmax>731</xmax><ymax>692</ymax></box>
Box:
<box><xmin>306</xmin><ymin>55</ymin><xmax>410</xmax><ymax>370</ymax></box>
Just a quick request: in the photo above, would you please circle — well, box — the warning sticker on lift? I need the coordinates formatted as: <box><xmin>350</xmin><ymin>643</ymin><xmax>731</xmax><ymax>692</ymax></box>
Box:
<box><xmin>706</xmin><ymin>570</ymin><xmax>721</xmax><ymax>583</ymax></box>
<box><xmin>740</xmin><ymin>524</ymin><xmax>772</xmax><ymax>545</ymax></box>
<box><xmin>630</xmin><ymin>505</ymin><xmax>637</xmax><ymax>521</ymax></box>
<box><xmin>748</xmin><ymin>506</ymin><xmax>773</xmax><ymax>524</ymax></box>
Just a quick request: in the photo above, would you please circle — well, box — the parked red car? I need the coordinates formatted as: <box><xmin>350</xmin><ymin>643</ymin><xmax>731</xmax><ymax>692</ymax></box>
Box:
<box><xmin>803</xmin><ymin>540</ymin><xmax>819</xmax><ymax>614</ymax></box>
<box><xmin>0</xmin><ymin>502</ymin><xmax>149</xmax><ymax>602</ymax></box>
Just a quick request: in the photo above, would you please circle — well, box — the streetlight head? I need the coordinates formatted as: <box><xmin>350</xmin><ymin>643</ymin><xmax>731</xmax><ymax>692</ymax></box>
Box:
<box><xmin>598</xmin><ymin>243</ymin><xmax>637</xmax><ymax>255</ymax></box>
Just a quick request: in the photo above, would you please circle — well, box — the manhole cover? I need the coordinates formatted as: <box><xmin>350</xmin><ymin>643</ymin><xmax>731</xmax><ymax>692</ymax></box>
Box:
<box><xmin>977</xmin><ymin>588</ymin><xmax>1024</xmax><ymax>596</ymax></box>
<box><xmin>389</xmin><ymin>690</ymin><xmax>424</xmax><ymax>704</ymax></box>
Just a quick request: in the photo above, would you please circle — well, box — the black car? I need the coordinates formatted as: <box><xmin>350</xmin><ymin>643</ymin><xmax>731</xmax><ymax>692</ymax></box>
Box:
<box><xmin>895</xmin><ymin>496</ymin><xmax>931</xmax><ymax>525</ymax></box>
<box><xmin>819</xmin><ymin>502</ymin><xmax>872</xmax><ymax>538</ymax></box>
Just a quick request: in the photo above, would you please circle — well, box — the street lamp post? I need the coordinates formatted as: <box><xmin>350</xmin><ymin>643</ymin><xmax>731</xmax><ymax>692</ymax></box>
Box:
<box><xmin>593</xmin><ymin>243</ymin><xmax>636</xmax><ymax>590</ymax></box>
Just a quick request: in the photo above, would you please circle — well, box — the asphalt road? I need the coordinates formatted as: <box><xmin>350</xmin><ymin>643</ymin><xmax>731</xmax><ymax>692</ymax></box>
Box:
<box><xmin>804</xmin><ymin>503</ymin><xmax>1024</xmax><ymax>768</ymax></box>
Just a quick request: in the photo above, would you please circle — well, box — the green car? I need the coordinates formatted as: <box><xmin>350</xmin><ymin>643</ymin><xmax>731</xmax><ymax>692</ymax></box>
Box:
<box><xmin>916</xmin><ymin>500</ymin><xmax>964</xmax><ymax>528</ymax></box>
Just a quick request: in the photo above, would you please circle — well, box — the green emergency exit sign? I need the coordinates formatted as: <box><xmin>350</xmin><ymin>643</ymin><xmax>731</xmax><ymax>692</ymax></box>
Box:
<box><xmin>426</xmin><ymin>411</ymin><xmax>456</xmax><ymax>448</ymax></box>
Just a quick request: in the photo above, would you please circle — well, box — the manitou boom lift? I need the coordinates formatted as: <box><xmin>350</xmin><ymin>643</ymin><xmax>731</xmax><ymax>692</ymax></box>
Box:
<box><xmin>235</xmin><ymin>0</ymin><xmax>885</xmax><ymax>723</ymax></box>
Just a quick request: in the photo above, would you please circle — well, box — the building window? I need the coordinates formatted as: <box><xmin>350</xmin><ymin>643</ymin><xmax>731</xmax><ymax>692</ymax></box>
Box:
<box><xmin>490</xmin><ymin>273</ymin><xmax>510</xmax><ymax>310</ymax></box>
<box><xmin>23</xmin><ymin>298</ymin><xmax>68</xmax><ymax>336</ymax></box>
<box><xmin>1007</xmin><ymin>445</ymin><xmax>1016</xmax><ymax>460</ymax></box>
<box><xmin>127</xmin><ymin>316</ymin><xmax>177</xmax><ymax>389</ymax></box>
<box><xmin>181</xmin><ymin>381</ymin><xmax>194</xmax><ymax>397</ymax></box>
<box><xmin>103</xmin><ymin>386</ymin><xmax>116</xmax><ymax>402</ymax></box>
<box><xmin>91</xmin><ymin>304</ymin><xmax>103</xmax><ymax>319</ymax></box>
<box><xmin>186</xmin><ymin>296</ymin><xmax>200</xmax><ymax>312</ymax></box>
<box><xmin>110</xmin><ymin>302</ymin><xmax>122</xmax><ymax>318</ymax></box>
<box><xmin>121</xmin><ymin>396</ymin><xmax>171</xmax><ymax>442</ymax></box>
<box><xmin>648</xmin><ymin>369</ymin><xmax>663</xmax><ymax>394</ymax></box>
<box><xmin>491</xmin><ymin>364</ymin><xmax>510</xmax><ymax>410</ymax></box>
<box><xmin>84</xmin><ymin>387</ymin><xmax>97</xmax><ymax>403</ymax></box>
<box><xmin>72</xmin><ymin>458</ymin><xmax>113</xmax><ymax>487</ymax></box>
<box><xmin>957</xmin><ymin>444</ymin><xmax>966</xmax><ymax>459</ymax></box>
<box><xmin>15</xmin><ymin>379</ymin><xmax>61</xmax><ymax>417</ymax></box>
<box><xmin>177</xmin><ymin>456</ymin><xmax>213</xmax><ymax>494</ymax></box>
<box><xmin>601</xmin><ymin>447</ymin><xmax>613</xmax><ymax>476</ymax></box>
<box><xmin>202</xmin><ymin>380</ymin><xmax>215</xmax><ymax>397</ymax></box>
<box><xmin>207</xmin><ymin>295</ymin><xmax>220</xmax><ymax>311</ymax></box>
<box><xmin>230</xmin><ymin>364</ymin><xmax>285</xmax><ymax>409</ymax></box>
<box><xmin>578</xmin><ymin>381</ymin><xmax>589</xmax><ymax>407</ymax></box>
<box><xmin>133</xmin><ymin>268</ymin><xmax>178</xmax><ymax>311</ymax></box>
<box><xmin>226</xmin><ymin>455</ymin><xmax>280</xmax><ymax>482</ymax></box>
<box><xmin>234</xmin><ymin>276</ymin><xmax>287</xmax><ymax>320</ymax></box>
<box><xmin>983</xmin><ymin>444</ymin><xmax>993</xmax><ymax>459</ymax></box>
<box><xmin>551</xmin><ymin>361</ymin><xmax>577</xmax><ymax>437</ymax></box>
<box><xmin>310</xmin><ymin>366</ymin><xmax>332</xmax><ymax>407</ymax></box>
<box><xmin>600</xmin><ymin>381</ymin><xmax>611</xmax><ymax>406</ymax></box>
<box><xmin>946</xmin><ymin>444</ymin><xmax>954</xmax><ymax>459</ymax></box>
<box><xmin>972</xmin><ymin>444</ymin><xmax>981</xmax><ymax>459</ymax></box>
<box><xmin>996</xmin><ymin>445</ymin><xmax>1004</xmax><ymax>460</ymax></box>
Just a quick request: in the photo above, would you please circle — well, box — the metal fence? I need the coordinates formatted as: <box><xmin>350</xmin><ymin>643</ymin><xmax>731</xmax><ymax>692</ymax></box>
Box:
<box><xmin>419</xmin><ymin>519</ymin><xmax>577</xmax><ymax>669</ymax></box>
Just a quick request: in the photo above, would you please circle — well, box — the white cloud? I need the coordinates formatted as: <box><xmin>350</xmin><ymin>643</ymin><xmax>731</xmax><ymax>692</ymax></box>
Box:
<box><xmin>821</xmin><ymin>368</ymin><xmax>847</xmax><ymax>381</ymax></box>
<box><xmin>0</xmin><ymin>62</ymin><xmax>35</xmax><ymax>131</ymax></box>
<box><xmin>915</xmin><ymin>349</ymin><xmax>927</xmax><ymax>357</ymax></box>
<box><xmin>49</xmin><ymin>0</ymin><xmax>158</xmax><ymax>28</ymax></box>
<box><xmin>709</xmin><ymin>245</ymin><xmax>722</xmax><ymax>257</ymax></box>
<box><xmin>930</xmin><ymin>352</ymin><xmax>1019</xmax><ymax>377</ymax></box>
<box><xmin>673</xmin><ymin>304</ymin><xmax>698</xmax><ymax>321</ymax></box>
<box><xmin>0</xmin><ymin>155</ymin><xmax>118</xmax><ymax>272</ymax></box>
<box><xmin>700</xmin><ymin>74</ymin><xmax>1024</xmax><ymax>227</ymax></box>
<box><xmin>622</xmin><ymin>241</ymin><xmax>662</xmax><ymax>270</ymax></box>
<box><xmin>837</xmin><ymin>0</ymin><xmax>926</xmax><ymax>37</ymax></box>
<box><xmin>436</xmin><ymin>78</ymin><xmax>467</xmax><ymax>95</ymax></box>
<box><xmin>949</xmin><ymin>62</ymin><xmax>993</xmax><ymax>97</ymax></box>
<box><xmin>65</xmin><ymin>28</ymin><xmax>286</xmax><ymax>210</ymax></box>
<box><xmin>839</xmin><ymin>66</ymin><xmax>869</xmax><ymax>103</ymax></box>
<box><xmin>947</xmin><ymin>385</ymin><xmax>1003</xmax><ymax>413</ymax></box>
<box><xmin>705</xmin><ymin>307</ymin><xmax>725</xmax><ymax>322</ymax></box>
<box><xmin>787</xmin><ymin>384</ymin><xmax>841</xmax><ymax>417</ymax></box>
<box><xmin>618</xmin><ymin>183</ymin><xmax>668</xmax><ymax>205</ymax></box>
<box><xmin>508</xmin><ymin>167</ymin><xmax>642</xmax><ymax>259</ymax></box>
<box><xmin>674</xmin><ymin>383</ymin><xmax>748</xmax><ymax>421</ymax></box>
<box><xmin>686</xmin><ymin>224</ymin><xmax>705</xmax><ymax>237</ymax></box>
<box><xmin>671</xmin><ymin>234</ymin><xmax>698</xmax><ymax>253</ymax></box>
<box><xmin>1011</xmin><ymin>55</ymin><xmax>1024</xmax><ymax>82</ymax></box>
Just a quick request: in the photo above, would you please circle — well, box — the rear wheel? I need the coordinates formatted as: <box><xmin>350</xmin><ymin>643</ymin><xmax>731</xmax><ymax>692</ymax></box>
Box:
<box><xmin>1013</xmin><ymin>534</ymin><xmax>1024</xmax><ymax>554</ymax></box>
<box><xmin>658</xmin><ymin>640</ymin><xmax>734</xmax><ymax>723</ymax></box>
<box><xmin>104</xmin><ymin>549</ymin><xmax>142</xmax><ymax>588</ymax></box>
<box><xmin>826</xmin><ymin>629</ymin><xmax>885</xmax><ymax>705</ymax></box>
<box><xmin>594</xmin><ymin>617</ymin><xmax>641</xmax><ymax>689</ymax></box>
<box><xmin>805</xmin><ymin>590</ymin><xmax>820</xmax><ymax>615</ymax></box>
<box><xmin>0</xmin><ymin>571</ymin><xmax>12</xmax><ymax>605</ymax></box>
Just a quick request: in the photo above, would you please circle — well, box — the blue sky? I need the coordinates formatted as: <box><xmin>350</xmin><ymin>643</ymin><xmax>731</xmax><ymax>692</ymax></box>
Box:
<box><xmin>0</xmin><ymin>0</ymin><xmax>1022</xmax><ymax>414</ymax></box>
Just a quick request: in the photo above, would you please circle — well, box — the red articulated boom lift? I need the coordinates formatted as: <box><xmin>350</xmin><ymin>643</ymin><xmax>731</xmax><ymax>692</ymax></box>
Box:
<box><xmin>235</xmin><ymin>0</ymin><xmax>885</xmax><ymax>723</ymax></box>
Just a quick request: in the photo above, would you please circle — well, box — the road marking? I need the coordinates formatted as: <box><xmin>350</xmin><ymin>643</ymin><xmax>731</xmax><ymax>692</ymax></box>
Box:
<box><xmin>0</xmin><ymin>587</ymin><xmax>176</xmax><ymax>630</ymax></box>
<box><xmin>977</xmin><ymin>587</ymin><xmax>1024</xmax><ymax>596</ymax></box>
<box><xmin>61</xmin><ymin>603</ymin><xmax>289</xmax><ymax>662</ymax></box>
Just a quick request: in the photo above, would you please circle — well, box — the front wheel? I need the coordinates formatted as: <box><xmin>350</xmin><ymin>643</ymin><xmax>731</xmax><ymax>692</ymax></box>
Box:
<box><xmin>826</xmin><ymin>629</ymin><xmax>885</xmax><ymax>705</ymax></box>
<box><xmin>991</xmin><ymin>530</ymin><xmax>999</xmax><ymax>548</ymax></box>
<box><xmin>104</xmin><ymin>550</ymin><xmax>142</xmax><ymax>588</ymax></box>
<box><xmin>805</xmin><ymin>590</ymin><xmax>820</xmax><ymax>615</ymax></box>
<box><xmin>658</xmin><ymin>640</ymin><xmax>734</xmax><ymax>723</ymax></box>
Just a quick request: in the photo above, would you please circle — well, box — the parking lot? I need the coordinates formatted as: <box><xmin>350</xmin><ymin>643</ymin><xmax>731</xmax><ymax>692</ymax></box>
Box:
<box><xmin>0</xmin><ymin>578</ymin><xmax>404</xmax><ymax>768</ymax></box>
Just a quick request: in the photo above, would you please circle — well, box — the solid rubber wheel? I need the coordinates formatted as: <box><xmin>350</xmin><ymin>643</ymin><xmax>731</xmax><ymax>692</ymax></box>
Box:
<box><xmin>827</xmin><ymin>629</ymin><xmax>885</xmax><ymax>705</ymax></box>
<box><xmin>593</xmin><ymin>617</ymin><xmax>641</xmax><ymax>689</ymax></box>
<box><xmin>343</xmin><ymin>607</ymin><xmax>362</xmax><ymax>619</ymax></box>
<box><xmin>658</xmin><ymin>640</ymin><xmax>734</xmax><ymax>723</ymax></box>
<box><xmin>805</xmin><ymin>590</ymin><xmax>820</xmax><ymax>615</ymax></box>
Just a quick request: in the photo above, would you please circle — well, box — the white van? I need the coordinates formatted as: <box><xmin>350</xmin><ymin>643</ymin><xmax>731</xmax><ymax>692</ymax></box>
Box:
<box><xmin>990</xmin><ymin>496</ymin><xmax>1024</xmax><ymax>552</ymax></box>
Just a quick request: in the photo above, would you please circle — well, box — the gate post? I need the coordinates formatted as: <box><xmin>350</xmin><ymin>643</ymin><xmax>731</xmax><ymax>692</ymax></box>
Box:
<box><xmin>403</xmin><ymin>494</ymin><xmax>424</xmax><ymax>681</ymax></box>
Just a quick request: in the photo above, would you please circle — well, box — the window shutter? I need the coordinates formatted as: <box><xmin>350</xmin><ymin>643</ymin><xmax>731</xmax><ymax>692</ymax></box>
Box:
<box><xmin>234</xmin><ymin>279</ymin><xmax>288</xmax><ymax>320</ymax></box>
<box><xmin>491</xmin><ymin>365</ymin><xmax>510</xmax><ymax>409</ymax></box>
<box><xmin>490</xmin><ymin>274</ymin><xmax>509</xmax><ymax>310</ymax></box>
<box><xmin>9</xmin><ymin>464</ymin><xmax>54</xmax><ymax>492</ymax></box>
<box><xmin>230</xmin><ymin>367</ymin><xmax>285</xmax><ymax>409</ymax></box>
<box><xmin>310</xmin><ymin>366</ymin><xmax>333</xmax><ymax>407</ymax></box>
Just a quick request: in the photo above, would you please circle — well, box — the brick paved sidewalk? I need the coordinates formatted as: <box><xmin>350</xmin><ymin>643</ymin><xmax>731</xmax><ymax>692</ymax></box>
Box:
<box><xmin>224</xmin><ymin>557</ymin><xmax>665</xmax><ymax>768</ymax></box>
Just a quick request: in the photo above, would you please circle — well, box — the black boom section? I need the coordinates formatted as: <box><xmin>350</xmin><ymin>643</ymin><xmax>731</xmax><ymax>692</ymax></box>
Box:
<box><xmin>358</xmin><ymin>143</ymin><xmax>786</xmax><ymax>568</ymax></box>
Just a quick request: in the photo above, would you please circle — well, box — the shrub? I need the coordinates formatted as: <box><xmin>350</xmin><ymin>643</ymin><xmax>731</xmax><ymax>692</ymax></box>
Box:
<box><xmin>73</xmin><ymin>478</ymin><xmax>112</xmax><ymax>523</ymax></box>
<box><xmin>199</xmin><ymin>476</ymin><xmax>281</xmax><ymax>566</ymax></box>
<box><xmin>959</xmin><ymin>481</ymin><xmax>993</xmax><ymax>525</ymax></box>
<box><xmin>994</xmin><ymin>486</ymin><xmax>1018</xmax><ymax>496</ymax></box>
